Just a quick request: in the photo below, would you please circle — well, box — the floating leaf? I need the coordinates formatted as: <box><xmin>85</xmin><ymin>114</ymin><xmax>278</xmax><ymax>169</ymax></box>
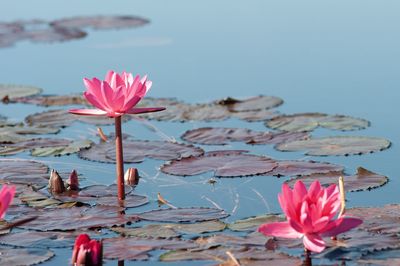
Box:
<box><xmin>181</xmin><ymin>127</ymin><xmax>309</xmax><ymax>145</ymax></box>
<box><xmin>228</xmin><ymin>214</ymin><xmax>283</xmax><ymax>232</ymax></box>
<box><xmin>275</xmin><ymin>136</ymin><xmax>391</xmax><ymax>156</ymax></box>
<box><xmin>79</xmin><ymin>139</ymin><xmax>203</xmax><ymax>163</ymax></box>
<box><xmin>13</xmin><ymin>94</ymin><xmax>87</xmax><ymax>106</ymax></box>
<box><xmin>286</xmin><ymin>167</ymin><xmax>388</xmax><ymax>192</ymax></box>
<box><xmin>0</xmin><ymin>84</ymin><xmax>42</xmax><ymax>99</ymax></box>
<box><xmin>195</xmin><ymin>232</ymin><xmax>268</xmax><ymax>248</ymax></box>
<box><xmin>31</xmin><ymin>139</ymin><xmax>92</xmax><ymax>157</ymax></box>
<box><xmin>0</xmin><ymin>231</ymin><xmax>75</xmax><ymax>248</ymax></box>
<box><xmin>18</xmin><ymin>206</ymin><xmax>135</xmax><ymax>231</ymax></box>
<box><xmin>216</xmin><ymin>95</ymin><xmax>283</xmax><ymax>112</ymax></box>
<box><xmin>51</xmin><ymin>15</ymin><xmax>149</xmax><ymax>30</ymax></box>
<box><xmin>95</xmin><ymin>194</ymin><xmax>148</xmax><ymax>208</ymax></box>
<box><xmin>0</xmin><ymin>247</ymin><xmax>54</xmax><ymax>266</ymax></box>
<box><xmin>0</xmin><ymin>125</ymin><xmax>59</xmax><ymax>144</ymax></box>
<box><xmin>25</xmin><ymin>109</ymin><xmax>119</xmax><ymax>128</ymax></box>
<box><xmin>161</xmin><ymin>150</ymin><xmax>277</xmax><ymax>177</ymax></box>
<box><xmin>347</xmin><ymin>204</ymin><xmax>400</xmax><ymax>234</ymax></box>
<box><xmin>266</xmin><ymin>113</ymin><xmax>370</xmax><ymax>132</ymax></box>
<box><xmin>78</xmin><ymin>184</ymin><xmax>133</xmax><ymax>197</ymax></box>
<box><xmin>24</xmin><ymin>20</ymin><xmax>87</xmax><ymax>43</ymax></box>
<box><xmin>358</xmin><ymin>258</ymin><xmax>400</xmax><ymax>266</ymax></box>
<box><xmin>0</xmin><ymin>138</ymin><xmax>71</xmax><ymax>156</ymax></box>
<box><xmin>113</xmin><ymin>220</ymin><xmax>226</xmax><ymax>238</ymax></box>
<box><xmin>103</xmin><ymin>237</ymin><xmax>198</xmax><ymax>261</ymax></box>
<box><xmin>0</xmin><ymin>159</ymin><xmax>49</xmax><ymax>188</ymax></box>
<box><xmin>270</xmin><ymin>160</ymin><xmax>344</xmax><ymax>177</ymax></box>
<box><xmin>138</xmin><ymin>207</ymin><xmax>229</xmax><ymax>223</ymax></box>
<box><xmin>230</xmin><ymin>109</ymin><xmax>280</xmax><ymax>122</ymax></box>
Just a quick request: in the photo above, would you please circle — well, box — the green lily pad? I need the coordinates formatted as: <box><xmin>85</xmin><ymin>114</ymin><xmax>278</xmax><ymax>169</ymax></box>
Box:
<box><xmin>266</xmin><ymin>113</ymin><xmax>370</xmax><ymax>132</ymax></box>
<box><xmin>275</xmin><ymin>136</ymin><xmax>391</xmax><ymax>156</ymax></box>
<box><xmin>0</xmin><ymin>84</ymin><xmax>42</xmax><ymax>100</ymax></box>
<box><xmin>228</xmin><ymin>214</ymin><xmax>284</xmax><ymax>232</ymax></box>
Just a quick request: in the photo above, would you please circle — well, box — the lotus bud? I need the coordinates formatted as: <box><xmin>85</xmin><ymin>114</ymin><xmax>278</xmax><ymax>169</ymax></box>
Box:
<box><xmin>124</xmin><ymin>167</ymin><xmax>139</xmax><ymax>186</ymax></box>
<box><xmin>68</xmin><ymin>169</ymin><xmax>79</xmax><ymax>191</ymax></box>
<box><xmin>72</xmin><ymin>234</ymin><xmax>103</xmax><ymax>266</ymax></box>
<box><xmin>49</xmin><ymin>169</ymin><xmax>65</xmax><ymax>194</ymax></box>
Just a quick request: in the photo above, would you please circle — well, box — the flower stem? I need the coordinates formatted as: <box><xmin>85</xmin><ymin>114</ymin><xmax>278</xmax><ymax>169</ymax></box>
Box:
<box><xmin>115</xmin><ymin>116</ymin><xmax>125</xmax><ymax>200</ymax></box>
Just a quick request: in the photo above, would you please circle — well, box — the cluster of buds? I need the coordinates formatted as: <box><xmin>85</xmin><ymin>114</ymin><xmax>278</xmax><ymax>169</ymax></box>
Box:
<box><xmin>71</xmin><ymin>234</ymin><xmax>102</xmax><ymax>266</ymax></box>
<box><xmin>49</xmin><ymin>169</ymin><xmax>79</xmax><ymax>194</ymax></box>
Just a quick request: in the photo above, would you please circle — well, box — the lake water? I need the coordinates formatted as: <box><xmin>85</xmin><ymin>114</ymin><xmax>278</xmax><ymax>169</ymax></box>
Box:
<box><xmin>0</xmin><ymin>0</ymin><xmax>399</xmax><ymax>265</ymax></box>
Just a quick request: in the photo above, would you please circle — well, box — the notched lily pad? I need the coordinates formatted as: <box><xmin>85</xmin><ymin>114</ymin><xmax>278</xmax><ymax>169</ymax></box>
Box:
<box><xmin>266</xmin><ymin>113</ymin><xmax>370</xmax><ymax>132</ymax></box>
<box><xmin>0</xmin><ymin>231</ymin><xmax>75</xmax><ymax>248</ymax></box>
<box><xmin>228</xmin><ymin>214</ymin><xmax>284</xmax><ymax>232</ymax></box>
<box><xmin>0</xmin><ymin>247</ymin><xmax>54</xmax><ymax>266</ymax></box>
<box><xmin>103</xmin><ymin>237</ymin><xmax>198</xmax><ymax>261</ymax></box>
<box><xmin>270</xmin><ymin>160</ymin><xmax>344</xmax><ymax>177</ymax></box>
<box><xmin>181</xmin><ymin>127</ymin><xmax>309</xmax><ymax>145</ymax></box>
<box><xmin>0</xmin><ymin>84</ymin><xmax>42</xmax><ymax>100</ymax></box>
<box><xmin>79</xmin><ymin>139</ymin><xmax>203</xmax><ymax>163</ymax></box>
<box><xmin>138</xmin><ymin>207</ymin><xmax>229</xmax><ymax>223</ymax></box>
<box><xmin>286</xmin><ymin>167</ymin><xmax>388</xmax><ymax>192</ymax></box>
<box><xmin>275</xmin><ymin>136</ymin><xmax>391</xmax><ymax>156</ymax></box>
<box><xmin>161</xmin><ymin>150</ymin><xmax>277</xmax><ymax>177</ymax></box>
<box><xmin>0</xmin><ymin>159</ymin><xmax>49</xmax><ymax>188</ymax></box>
<box><xmin>25</xmin><ymin>109</ymin><xmax>119</xmax><ymax>128</ymax></box>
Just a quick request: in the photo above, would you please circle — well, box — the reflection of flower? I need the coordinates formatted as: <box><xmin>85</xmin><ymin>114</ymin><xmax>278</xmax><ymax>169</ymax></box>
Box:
<box><xmin>258</xmin><ymin>180</ymin><xmax>362</xmax><ymax>253</ymax></box>
<box><xmin>71</xmin><ymin>234</ymin><xmax>102</xmax><ymax>266</ymax></box>
<box><xmin>0</xmin><ymin>185</ymin><xmax>15</xmax><ymax>219</ymax></box>
<box><xmin>69</xmin><ymin>70</ymin><xmax>165</xmax><ymax>117</ymax></box>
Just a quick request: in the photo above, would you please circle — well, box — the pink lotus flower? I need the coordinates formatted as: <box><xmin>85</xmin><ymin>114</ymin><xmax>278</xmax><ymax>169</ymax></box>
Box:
<box><xmin>0</xmin><ymin>185</ymin><xmax>15</xmax><ymax>219</ymax></box>
<box><xmin>258</xmin><ymin>180</ymin><xmax>362</xmax><ymax>253</ymax></box>
<box><xmin>69</xmin><ymin>70</ymin><xmax>165</xmax><ymax>117</ymax></box>
<box><xmin>71</xmin><ymin>234</ymin><xmax>102</xmax><ymax>266</ymax></box>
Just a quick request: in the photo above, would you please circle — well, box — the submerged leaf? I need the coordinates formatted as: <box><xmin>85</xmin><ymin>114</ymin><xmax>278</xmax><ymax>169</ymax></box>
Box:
<box><xmin>266</xmin><ymin>113</ymin><xmax>369</xmax><ymax>132</ymax></box>
<box><xmin>286</xmin><ymin>167</ymin><xmax>388</xmax><ymax>192</ymax></box>
<box><xmin>161</xmin><ymin>150</ymin><xmax>278</xmax><ymax>177</ymax></box>
<box><xmin>275</xmin><ymin>136</ymin><xmax>391</xmax><ymax>156</ymax></box>
<box><xmin>138</xmin><ymin>207</ymin><xmax>229</xmax><ymax>223</ymax></box>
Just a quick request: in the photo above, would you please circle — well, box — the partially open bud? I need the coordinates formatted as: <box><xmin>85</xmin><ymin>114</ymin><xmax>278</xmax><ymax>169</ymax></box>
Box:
<box><xmin>68</xmin><ymin>169</ymin><xmax>79</xmax><ymax>191</ymax></box>
<box><xmin>124</xmin><ymin>167</ymin><xmax>139</xmax><ymax>186</ymax></box>
<box><xmin>49</xmin><ymin>169</ymin><xmax>65</xmax><ymax>194</ymax></box>
<box><xmin>72</xmin><ymin>234</ymin><xmax>103</xmax><ymax>266</ymax></box>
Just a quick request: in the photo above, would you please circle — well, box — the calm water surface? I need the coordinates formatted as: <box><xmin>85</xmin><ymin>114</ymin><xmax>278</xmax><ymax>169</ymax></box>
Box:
<box><xmin>0</xmin><ymin>1</ymin><xmax>399</xmax><ymax>265</ymax></box>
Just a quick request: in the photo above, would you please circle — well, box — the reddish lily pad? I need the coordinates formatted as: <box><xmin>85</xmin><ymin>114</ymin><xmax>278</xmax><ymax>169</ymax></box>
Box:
<box><xmin>103</xmin><ymin>237</ymin><xmax>198</xmax><ymax>260</ymax></box>
<box><xmin>0</xmin><ymin>84</ymin><xmax>42</xmax><ymax>99</ymax></box>
<box><xmin>18</xmin><ymin>206</ymin><xmax>135</xmax><ymax>231</ymax></box>
<box><xmin>275</xmin><ymin>136</ymin><xmax>391</xmax><ymax>156</ymax></box>
<box><xmin>79</xmin><ymin>139</ymin><xmax>203</xmax><ymax>163</ymax></box>
<box><xmin>0</xmin><ymin>247</ymin><xmax>54</xmax><ymax>265</ymax></box>
<box><xmin>0</xmin><ymin>159</ymin><xmax>49</xmax><ymax>188</ymax></box>
<box><xmin>30</xmin><ymin>139</ymin><xmax>92</xmax><ymax>157</ymax></box>
<box><xmin>228</xmin><ymin>214</ymin><xmax>284</xmax><ymax>232</ymax></box>
<box><xmin>51</xmin><ymin>15</ymin><xmax>149</xmax><ymax>30</ymax></box>
<box><xmin>230</xmin><ymin>108</ymin><xmax>280</xmax><ymax>122</ymax></box>
<box><xmin>0</xmin><ymin>231</ymin><xmax>75</xmax><ymax>248</ymax></box>
<box><xmin>25</xmin><ymin>109</ymin><xmax>119</xmax><ymax>128</ymax></box>
<box><xmin>78</xmin><ymin>184</ymin><xmax>133</xmax><ymax>197</ymax></box>
<box><xmin>0</xmin><ymin>125</ymin><xmax>59</xmax><ymax>144</ymax></box>
<box><xmin>286</xmin><ymin>167</ymin><xmax>388</xmax><ymax>192</ymax></box>
<box><xmin>181</xmin><ymin>127</ymin><xmax>309</xmax><ymax>145</ymax></box>
<box><xmin>216</xmin><ymin>95</ymin><xmax>283</xmax><ymax>112</ymax></box>
<box><xmin>13</xmin><ymin>94</ymin><xmax>87</xmax><ymax>106</ymax></box>
<box><xmin>266</xmin><ymin>113</ymin><xmax>370</xmax><ymax>132</ymax></box>
<box><xmin>161</xmin><ymin>150</ymin><xmax>277</xmax><ymax>177</ymax></box>
<box><xmin>358</xmin><ymin>258</ymin><xmax>400</xmax><ymax>266</ymax></box>
<box><xmin>346</xmin><ymin>204</ymin><xmax>400</xmax><ymax>234</ymax></box>
<box><xmin>270</xmin><ymin>160</ymin><xmax>345</xmax><ymax>177</ymax></box>
<box><xmin>138</xmin><ymin>207</ymin><xmax>229</xmax><ymax>223</ymax></box>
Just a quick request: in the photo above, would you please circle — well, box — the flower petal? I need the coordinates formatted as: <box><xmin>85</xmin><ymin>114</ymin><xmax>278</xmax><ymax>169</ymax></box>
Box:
<box><xmin>126</xmin><ymin>107</ymin><xmax>166</xmax><ymax>114</ymax></box>
<box><xmin>303</xmin><ymin>234</ymin><xmax>326</xmax><ymax>253</ymax></box>
<box><xmin>258</xmin><ymin>222</ymin><xmax>303</xmax><ymax>239</ymax></box>
<box><xmin>69</xmin><ymin>109</ymin><xmax>108</xmax><ymax>116</ymax></box>
<box><xmin>321</xmin><ymin>217</ymin><xmax>363</xmax><ymax>237</ymax></box>
<box><xmin>0</xmin><ymin>185</ymin><xmax>15</xmax><ymax>219</ymax></box>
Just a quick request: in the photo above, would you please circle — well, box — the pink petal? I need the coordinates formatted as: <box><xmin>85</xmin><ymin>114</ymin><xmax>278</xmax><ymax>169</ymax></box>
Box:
<box><xmin>126</xmin><ymin>107</ymin><xmax>166</xmax><ymax>114</ymax></box>
<box><xmin>69</xmin><ymin>109</ymin><xmax>108</xmax><ymax>116</ymax></box>
<box><xmin>303</xmin><ymin>234</ymin><xmax>326</xmax><ymax>253</ymax></box>
<box><xmin>123</xmin><ymin>95</ymin><xmax>142</xmax><ymax>111</ymax></box>
<box><xmin>308</xmin><ymin>180</ymin><xmax>322</xmax><ymax>200</ymax></box>
<box><xmin>293</xmin><ymin>180</ymin><xmax>307</xmax><ymax>205</ymax></box>
<box><xmin>321</xmin><ymin>217</ymin><xmax>363</xmax><ymax>237</ymax></box>
<box><xmin>0</xmin><ymin>185</ymin><xmax>15</xmax><ymax>219</ymax></box>
<box><xmin>84</xmin><ymin>91</ymin><xmax>108</xmax><ymax>111</ymax></box>
<box><xmin>288</xmin><ymin>218</ymin><xmax>305</xmax><ymax>234</ymax></box>
<box><xmin>104</xmin><ymin>70</ymin><xmax>115</xmax><ymax>84</ymax></box>
<box><xmin>281</xmin><ymin>183</ymin><xmax>296</xmax><ymax>219</ymax></box>
<box><xmin>100</xmin><ymin>81</ymin><xmax>115</xmax><ymax>110</ymax></box>
<box><xmin>258</xmin><ymin>222</ymin><xmax>303</xmax><ymax>239</ymax></box>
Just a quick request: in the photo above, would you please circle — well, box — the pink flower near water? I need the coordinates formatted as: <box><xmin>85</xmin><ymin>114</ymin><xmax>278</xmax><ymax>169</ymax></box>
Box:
<box><xmin>71</xmin><ymin>234</ymin><xmax>102</xmax><ymax>266</ymax></box>
<box><xmin>0</xmin><ymin>185</ymin><xmax>15</xmax><ymax>219</ymax></box>
<box><xmin>69</xmin><ymin>70</ymin><xmax>165</xmax><ymax>117</ymax></box>
<box><xmin>258</xmin><ymin>180</ymin><xmax>362</xmax><ymax>253</ymax></box>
